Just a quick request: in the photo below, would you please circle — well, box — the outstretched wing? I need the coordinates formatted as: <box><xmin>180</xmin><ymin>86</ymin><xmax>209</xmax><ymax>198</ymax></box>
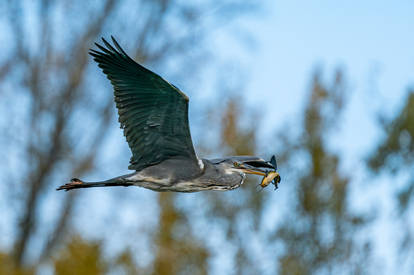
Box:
<box><xmin>89</xmin><ymin>36</ymin><xmax>198</xmax><ymax>171</ymax></box>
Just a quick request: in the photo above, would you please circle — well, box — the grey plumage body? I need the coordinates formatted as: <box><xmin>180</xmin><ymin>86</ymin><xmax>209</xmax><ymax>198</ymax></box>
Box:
<box><xmin>57</xmin><ymin>37</ymin><xmax>280</xmax><ymax>192</ymax></box>
<box><xmin>121</xmin><ymin>159</ymin><xmax>245</xmax><ymax>192</ymax></box>
<box><xmin>60</xmin><ymin>157</ymin><xmax>271</xmax><ymax>192</ymax></box>
<box><xmin>128</xmin><ymin>159</ymin><xmax>243</xmax><ymax>192</ymax></box>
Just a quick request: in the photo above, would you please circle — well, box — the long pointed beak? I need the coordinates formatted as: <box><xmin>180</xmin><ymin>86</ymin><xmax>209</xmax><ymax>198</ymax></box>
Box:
<box><xmin>242</xmin><ymin>168</ymin><xmax>267</xmax><ymax>176</ymax></box>
<box><xmin>238</xmin><ymin>163</ymin><xmax>272</xmax><ymax>176</ymax></box>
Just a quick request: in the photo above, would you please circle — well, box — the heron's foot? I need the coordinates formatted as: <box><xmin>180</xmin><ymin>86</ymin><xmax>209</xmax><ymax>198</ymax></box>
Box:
<box><xmin>56</xmin><ymin>178</ymin><xmax>84</xmax><ymax>191</ymax></box>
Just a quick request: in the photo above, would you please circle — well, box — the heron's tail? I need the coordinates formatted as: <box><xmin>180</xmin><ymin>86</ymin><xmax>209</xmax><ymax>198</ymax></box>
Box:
<box><xmin>56</xmin><ymin>178</ymin><xmax>133</xmax><ymax>191</ymax></box>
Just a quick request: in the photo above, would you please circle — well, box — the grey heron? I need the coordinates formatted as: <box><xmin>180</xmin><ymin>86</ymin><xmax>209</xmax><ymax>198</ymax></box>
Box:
<box><xmin>57</xmin><ymin>37</ymin><xmax>280</xmax><ymax>192</ymax></box>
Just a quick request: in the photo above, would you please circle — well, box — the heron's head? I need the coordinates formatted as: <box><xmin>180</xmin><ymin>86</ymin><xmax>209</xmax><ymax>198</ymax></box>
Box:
<box><xmin>216</xmin><ymin>156</ymin><xmax>276</xmax><ymax>177</ymax></box>
<box><xmin>217</xmin><ymin>156</ymin><xmax>281</xmax><ymax>189</ymax></box>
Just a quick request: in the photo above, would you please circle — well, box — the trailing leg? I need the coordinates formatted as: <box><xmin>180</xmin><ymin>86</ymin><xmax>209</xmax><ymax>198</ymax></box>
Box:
<box><xmin>56</xmin><ymin>177</ymin><xmax>133</xmax><ymax>191</ymax></box>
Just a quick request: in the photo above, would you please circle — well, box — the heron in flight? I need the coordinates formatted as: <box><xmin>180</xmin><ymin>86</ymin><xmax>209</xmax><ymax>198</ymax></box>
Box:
<box><xmin>57</xmin><ymin>37</ymin><xmax>280</xmax><ymax>192</ymax></box>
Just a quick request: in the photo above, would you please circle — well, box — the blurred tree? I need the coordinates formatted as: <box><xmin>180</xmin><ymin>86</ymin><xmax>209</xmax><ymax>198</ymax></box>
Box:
<box><xmin>274</xmin><ymin>70</ymin><xmax>372</xmax><ymax>274</ymax></box>
<box><xmin>54</xmin><ymin>235</ymin><xmax>144</xmax><ymax>275</ymax></box>
<box><xmin>368</xmin><ymin>91</ymin><xmax>414</xmax><ymax>210</ymax></box>
<box><xmin>0</xmin><ymin>252</ymin><xmax>34</xmax><ymax>275</ymax></box>
<box><xmin>153</xmin><ymin>193</ymin><xmax>209</xmax><ymax>275</ymax></box>
<box><xmin>194</xmin><ymin>96</ymin><xmax>268</xmax><ymax>274</ymax></box>
<box><xmin>368</xmin><ymin>90</ymin><xmax>414</xmax><ymax>269</ymax></box>
<box><xmin>53</xmin><ymin>235</ymin><xmax>108</xmax><ymax>275</ymax></box>
<box><xmin>0</xmin><ymin>0</ymin><xmax>259</xmax><ymax>273</ymax></box>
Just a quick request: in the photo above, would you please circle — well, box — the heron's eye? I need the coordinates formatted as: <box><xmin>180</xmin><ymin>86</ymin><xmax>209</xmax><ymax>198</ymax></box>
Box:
<box><xmin>233</xmin><ymin>162</ymin><xmax>240</xmax><ymax>167</ymax></box>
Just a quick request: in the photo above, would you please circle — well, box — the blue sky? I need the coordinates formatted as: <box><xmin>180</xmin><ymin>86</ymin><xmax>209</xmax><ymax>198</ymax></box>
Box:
<box><xmin>247</xmin><ymin>0</ymin><xmax>414</xmax><ymax>134</ymax></box>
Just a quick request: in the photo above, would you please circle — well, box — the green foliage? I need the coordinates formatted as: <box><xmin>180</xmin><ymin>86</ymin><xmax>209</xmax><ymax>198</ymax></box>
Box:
<box><xmin>0</xmin><ymin>252</ymin><xmax>34</xmax><ymax>275</ymax></box>
<box><xmin>221</xmin><ymin>99</ymin><xmax>257</xmax><ymax>156</ymax></box>
<box><xmin>368</xmin><ymin>91</ymin><xmax>414</xmax><ymax>213</ymax></box>
<box><xmin>113</xmin><ymin>249</ymin><xmax>142</xmax><ymax>275</ymax></box>
<box><xmin>153</xmin><ymin>193</ymin><xmax>209</xmax><ymax>275</ymax></box>
<box><xmin>53</xmin><ymin>235</ymin><xmax>146</xmax><ymax>275</ymax></box>
<box><xmin>53</xmin><ymin>236</ymin><xmax>108</xmax><ymax>275</ymax></box>
<box><xmin>367</xmin><ymin>90</ymin><xmax>414</xmax><ymax>270</ymax></box>
<box><xmin>368</xmin><ymin>91</ymin><xmax>414</xmax><ymax>174</ymax></box>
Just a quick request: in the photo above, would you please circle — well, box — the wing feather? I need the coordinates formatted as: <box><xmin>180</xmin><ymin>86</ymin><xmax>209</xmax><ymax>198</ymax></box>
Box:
<box><xmin>90</xmin><ymin>36</ymin><xmax>198</xmax><ymax>171</ymax></box>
